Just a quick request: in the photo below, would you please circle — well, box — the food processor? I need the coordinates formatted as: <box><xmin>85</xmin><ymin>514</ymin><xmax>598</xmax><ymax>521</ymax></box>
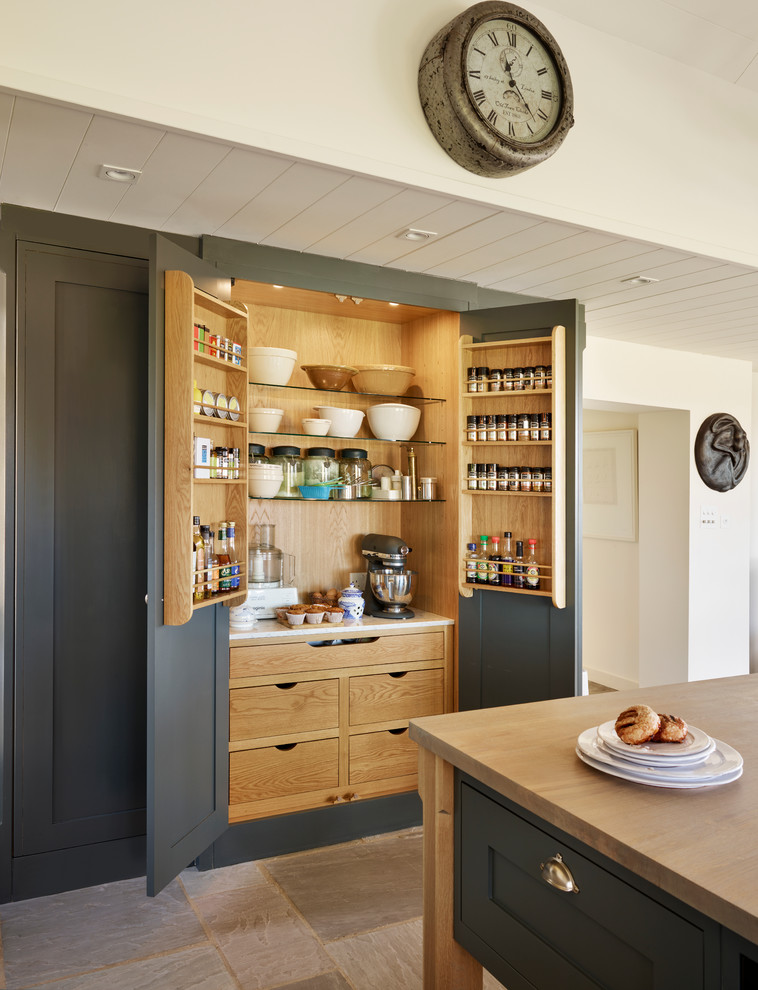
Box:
<box><xmin>361</xmin><ymin>533</ymin><xmax>417</xmax><ymax>619</ymax></box>
<box><xmin>244</xmin><ymin>523</ymin><xmax>298</xmax><ymax>619</ymax></box>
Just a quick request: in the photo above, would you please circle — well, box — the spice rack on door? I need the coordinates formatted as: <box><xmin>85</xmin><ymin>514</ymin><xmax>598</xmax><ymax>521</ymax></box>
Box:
<box><xmin>458</xmin><ymin>330</ymin><xmax>566</xmax><ymax>609</ymax></box>
<box><xmin>164</xmin><ymin>271</ymin><xmax>250</xmax><ymax>625</ymax></box>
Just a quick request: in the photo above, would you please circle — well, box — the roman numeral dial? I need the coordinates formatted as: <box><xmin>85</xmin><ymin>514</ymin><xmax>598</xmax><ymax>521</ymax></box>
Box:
<box><xmin>418</xmin><ymin>1</ymin><xmax>574</xmax><ymax>176</ymax></box>
<box><xmin>463</xmin><ymin>15</ymin><xmax>563</xmax><ymax>146</ymax></box>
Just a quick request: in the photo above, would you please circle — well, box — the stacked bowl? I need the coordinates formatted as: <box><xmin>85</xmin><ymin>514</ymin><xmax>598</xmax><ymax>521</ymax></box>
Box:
<box><xmin>248</xmin><ymin>462</ymin><xmax>284</xmax><ymax>499</ymax></box>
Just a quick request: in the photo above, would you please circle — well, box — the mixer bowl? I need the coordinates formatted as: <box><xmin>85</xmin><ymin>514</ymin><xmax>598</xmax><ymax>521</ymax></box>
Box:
<box><xmin>368</xmin><ymin>568</ymin><xmax>417</xmax><ymax>608</ymax></box>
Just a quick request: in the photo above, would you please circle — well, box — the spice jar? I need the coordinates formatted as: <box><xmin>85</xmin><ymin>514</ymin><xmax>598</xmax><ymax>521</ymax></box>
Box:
<box><xmin>270</xmin><ymin>445</ymin><xmax>304</xmax><ymax>498</ymax></box>
<box><xmin>467</xmin><ymin>463</ymin><xmax>478</xmax><ymax>490</ymax></box>
<box><xmin>504</xmin><ymin>368</ymin><xmax>514</xmax><ymax>391</ymax></box>
<box><xmin>520</xmin><ymin>465</ymin><xmax>532</xmax><ymax>492</ymax></box>
<box><xmin>488</xmin><ymin>368</ymin><xmax>503</xmax><ymax>392</ymax></box>
<box><xmin>517</xmin><ymin>412</ymin><xmax>530</xmax><ymax>441</ymax></box>
<box><xmin>476</xmin><ymin>367</ymin><xmax>489</xmax><ymax>392</ymax></box>
<box><xmin>303</xmin><ymin>447</ymin><xmax>338</xmax><ymax>486</ymax></box>
<box><xmin>338</xmin><ymin>448</ymin><xmax>373</xmax><ymax>499</ymax></box>
<box><xmin>466</xmin><ymin>367</ymin><xmax>477</xmax><ymax>393</ymax></box>
<box><xmin>476</xmin><ymin>415</ymin><xmax>488</xmax><ymax>442</ymax></box>
<box><xmin>544</xmin><ymin>468</ymin><xmax>552</xmax><ymax>493</ymax></box>
<box><xmin>466</xmin><ymin>415</ymin><xmax>477</xmax><ymax>441</ymax></box>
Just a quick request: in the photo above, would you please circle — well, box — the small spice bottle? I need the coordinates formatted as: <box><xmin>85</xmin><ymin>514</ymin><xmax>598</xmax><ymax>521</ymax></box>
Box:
<box><xmin>506</xmin><ymin>414</ymin><xmax>517</xmax><ymax>441</ymax></box>
<box><xmin>520</xmin><ymin>465</ymin><xmax>532</xmax><ymax>492</ymax></box>
<box><xmin>497</xmin><ymin>467</ymin><xmax>508</xmax><ymax>491</ymax></box>
<box><xmin>495</xmin><ymin>414</ymin><xmax>507</xmax><ymax>442</ymax></box>
<box><xmin>486</xmin><ymin>414</ymin><xmax>497</xmax><ymax>442</ymax></box>
<box><xmin>529</xmin><ymin>414</ymin><xmax>540</xmax><ymax>441</ymax></box>
<box><xmin>477</xmin><ymin>415</ymin><xmax>488</xmax><ymax>442</ymax></box>
<box><xmin>523</xmin><ymin>366</ymin><xmax>535</xmax><ymax>390</ymax></box>
<box><xmin>466</xmin><ymin>367</ymin><xmax>477</xmax><ymax>393</ymax></box>
<box><xmin>513</xmin><ymin>367</ymin><xmax>525</xmax><ymax>391</ymax></box>
<box><xmin>546</xmin><ymin>365</ymin><xmax>553</xmax><ymax>389</ymax></box>
<box><xmin>466</xmin><ymin>415</ymin><xmax>477</xmax><ymax>441</ymax></box>
<box><xmin>540</xmin><ymin>413</ymin><xmax>552</xmax><ymax>441</ymax></box>
<box><xmin>489</xmin><ymin>368</ymin><xmax>503</xmax><ymax>392</ymax></box>
<box><xmin>517</xmin><ymin>413</ymin><xmax>530</xmax><ymax>441</ymax></box>
<box><xmin>543</xmin><ymin>468</ymin><xmax>552</xmax><ymax>493</ymax></box>
<box><xmin>486</xmin><ymin>462</ymin><xmax>498</xmax><ymax>491</ymax></box>
<box><xmin>532</xmin><ymin>467</ymin><xmax>544</xmax><ymax>492</ymax></box>
<box><xmin>467</xmin><ymin>463</ymin><xmax>478</xmax><ymax>490</ymax></box>
<box><xmin>477</xmin><ymin>463</ymin><xmax>487</xmax><ymax>489</ymax></box>
<box><xmin>508</xmin><ymin>466</ymin><xmax>521</xmax><ymax>491</ymax></box>
<box><xmin>476</xmin><ymin>367</ymin><xmax>489</xmax><ymax>392</ymax></box>
<box><xmin>534</xmin><ymin>365</ymin><xmax>546</xmax><ymax>389</ymax></box>
<box><xmin>504</xmin><ymin>368</ymin><xmax>514</xmax><ymax>392</ymax></box>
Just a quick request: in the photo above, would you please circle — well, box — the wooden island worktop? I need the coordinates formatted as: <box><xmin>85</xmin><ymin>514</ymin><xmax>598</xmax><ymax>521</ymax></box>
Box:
<box><xmin>409</xmin><ymin>674</ymin><xmax>758</xmax><ymax>989</ymax></box>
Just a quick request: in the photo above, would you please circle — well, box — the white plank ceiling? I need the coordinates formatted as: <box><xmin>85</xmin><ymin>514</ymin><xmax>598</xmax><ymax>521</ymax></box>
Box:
<box><xmin>1</xmin><ymin>0</ymin><xmax>758</xmax><ymax>365</ymax></box>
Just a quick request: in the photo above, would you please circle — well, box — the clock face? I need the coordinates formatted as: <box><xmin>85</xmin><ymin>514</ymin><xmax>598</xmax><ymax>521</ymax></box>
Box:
<box><xmin>464</xmin><ymin>17</ymin><xmax>563</xmax><ymax>145</ymax></box>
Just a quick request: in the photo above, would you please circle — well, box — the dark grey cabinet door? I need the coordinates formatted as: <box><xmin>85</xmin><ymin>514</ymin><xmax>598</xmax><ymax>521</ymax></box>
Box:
<box><xmin>15</xmin><ymin>244</ymin><xmax>149</xmax><ymax>859</ymax></box>
<box><xmin>459</xmin><ymin>300</ymin><xmax>585</xmax><ymax>708</ymax></box>
<box><xmin>146</xmin><ymin>236</ymin><xmax>230</xmax><ymax>895</ymax></box>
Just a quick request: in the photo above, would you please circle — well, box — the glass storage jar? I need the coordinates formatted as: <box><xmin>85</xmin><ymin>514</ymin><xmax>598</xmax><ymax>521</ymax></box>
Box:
<box><xmin>248</xmin><ymin>443</ymin><xmax>268</xmax><ymax>466</ymax></box>
<box><xmin>337</xmin><ymin>448</ymin><xmax>373</xmax><ymax>499</ymax></box>
<box><xmin>303</xmin><ymin>447</ymin><xmax>338</xmax><ymax>486</ymax></box>
<box><xmin>270</xmin><ymin>445</ymin><xmax>304</xmax><ymax>498</ymax></box>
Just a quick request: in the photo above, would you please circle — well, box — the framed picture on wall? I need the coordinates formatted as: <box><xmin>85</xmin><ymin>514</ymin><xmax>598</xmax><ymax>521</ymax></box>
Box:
<box><xmin>583</xmin><ymin>429</ymin><xmax>638</xmax><ymax>541</ymax></box>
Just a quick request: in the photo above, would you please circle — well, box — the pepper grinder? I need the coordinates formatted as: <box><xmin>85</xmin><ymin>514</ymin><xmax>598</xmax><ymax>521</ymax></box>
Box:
<box><xmin>404</xmin><ymin>445</ymin><xmax>418</xmax><ymax>500</ymax></box>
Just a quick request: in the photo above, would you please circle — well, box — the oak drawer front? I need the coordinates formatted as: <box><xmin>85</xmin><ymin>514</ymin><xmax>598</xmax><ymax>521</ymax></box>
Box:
<box><xmin>349</xmin><ymin>728</ymin><xmax>417</xmax><ymax>784</ymax></box>
<box><xmin>458</xmin><ymin>780</ymin><xmax>710</xmax><ymax>990</ymax></box>
<box><xmin>230</xmin><ymin>631</ymin><xmax>444</xmax><ymax>678</ymax></box>
<box><xmin>229</xmin><ymin>739</ymin><xmax>338</xmax><ymax>805</ymax></box>
<box><xmin>230</xmin><ymin>680</ymin><xmax>339</xmax><ymax>741</ymax></box>
<box><xmin>349</xmin><ymin>669</ymin><xmax>444</xmax><ymax>725</ymax></box>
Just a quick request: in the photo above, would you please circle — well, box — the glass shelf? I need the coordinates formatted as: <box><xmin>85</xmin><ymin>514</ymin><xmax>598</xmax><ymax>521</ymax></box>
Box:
<box><xmin>249</xmin><ymin>380</ymin><xmax>446</xmax><ymax>403</ymax></box>
<box><xmin>249</xmin><ymin>495</ymin><xmax>446</xmax><ymax>502</ymax></box>
<box><xmin>248</xmin><ymin>430</ymin><xmax>445</xmax><ymax>446</ymax></box>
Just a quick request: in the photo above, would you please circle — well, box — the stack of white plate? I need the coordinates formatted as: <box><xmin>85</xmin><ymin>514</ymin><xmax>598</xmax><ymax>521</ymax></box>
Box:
<box><xmin>576</xmin><ymin>719</ymin><xmax>743</xmax><ymax>788</ymax></box>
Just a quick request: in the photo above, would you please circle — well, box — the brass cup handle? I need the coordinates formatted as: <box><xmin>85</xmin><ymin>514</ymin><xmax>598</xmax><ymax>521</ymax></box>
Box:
<box><xmin>540</xmin><ymin>853</ymin><xmax>580</xmax><ymax>893</ymax></box>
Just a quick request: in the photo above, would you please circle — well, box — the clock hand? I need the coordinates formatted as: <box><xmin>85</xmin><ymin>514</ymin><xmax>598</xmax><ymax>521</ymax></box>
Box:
<box><xmin>501</xmin><ymin>56</ymin><xmax>535</xmax><ymax>118</ymax></box>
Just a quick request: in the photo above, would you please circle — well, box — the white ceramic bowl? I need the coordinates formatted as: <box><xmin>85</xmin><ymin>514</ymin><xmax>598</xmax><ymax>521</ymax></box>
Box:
<box><xmin>352</xmin><ymin>365</ymin><xmax>416</xmax><ymax>395</ymax></box>
<box><xmin>248</xmin><ymin>477</ymin><xmax>284</xmax><ymax>498</ymax></box>
<box><xmin>248</xmin><ymin>407</ymin><xmax>284</xmax><ymax>433</ymax></box>
<box><xmin>313</xmin><ymin>405</ymin><xmax>365</xmax><ymax>438</ymax></box>
<box><xmin>302</xmin><ymin>418</ymin><xmax>331</xmax><ymax>436</ymax></box>
<box><xmin>366</xmin><ymin>402</ymin><xmax>421</xmax><ymax>441</ymax></box>
<box><xmin>248</xmin><ymin>346</ymin><xmax>297</xmax><ymax>386</ymax></box>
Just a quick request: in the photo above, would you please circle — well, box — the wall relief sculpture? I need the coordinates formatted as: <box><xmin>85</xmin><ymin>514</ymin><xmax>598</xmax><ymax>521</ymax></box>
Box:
<box><xmin>694</xmin><ymin>413</ymin><xmax>750</xmax><ymax>492</ymax></box>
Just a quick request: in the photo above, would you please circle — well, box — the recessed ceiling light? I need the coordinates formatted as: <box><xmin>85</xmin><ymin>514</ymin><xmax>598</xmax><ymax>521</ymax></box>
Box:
<box><xmin>272</xmin><ymin>284</ymin><xmax>284</xmax><ymax>289</ymax></box>
<box><xmin>398</xmin><ymin>228</ymin><xmax>438</xmax><ymax>241</ymax></box>
<box><xmin>99</xmin><ymin>164</ymin><xmax>142</xmax><ymax>183</ymax></box>
<box><xmin>621</xmin><ymin>275</ymin><xmax>659</xmax><ymax>286</ymax></box>
<box><xmin>389</xmin><ymin>302</ymin><xmax>399</xmax><ymax>307</ymax></box>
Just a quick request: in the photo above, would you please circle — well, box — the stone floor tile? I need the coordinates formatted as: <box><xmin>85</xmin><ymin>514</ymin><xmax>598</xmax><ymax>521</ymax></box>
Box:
<box><xmin>0</xmin><ymin>877</ymin><xmax>205</xmax><ymax>989</ymax></box>
<box><xmin>272</xmin><ymin>973</ymin><xmax>352</xmax><ymax>990</ymax></box>
<box><xmin>263</xmin><ymin>829</ymin><xmax>422</xmax><ymax>940</ymax></box>
<box><xmin>324</xmin><ymin>919</ymin><xmax>423</xmax><ymax>990</ymax></box>
<box><xmin>191</xmin><ymin>883</ymin><xmax>333</xmax><ymax>989</ymax></box>
<box><xmin>18</xmin><ymin>945</ymin><xmax>238</xmax><ymax>990</ymax></box>
<box><xmin>181</xmin><ymin>860</ymin><xmax>269</xmax><ymax>899</ymax></box>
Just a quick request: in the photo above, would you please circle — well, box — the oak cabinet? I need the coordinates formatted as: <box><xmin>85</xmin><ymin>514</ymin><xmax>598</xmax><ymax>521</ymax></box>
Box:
<box><xmin>228</xmin><ymin>624</ymin><xmax>451</xmax><ymax>822</ymax></box>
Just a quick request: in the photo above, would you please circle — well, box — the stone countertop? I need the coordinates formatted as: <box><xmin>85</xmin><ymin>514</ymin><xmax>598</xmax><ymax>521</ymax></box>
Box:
<box><xmin>229</xmin><ymin>608</ymin><xmax>454</xmax><ymax>643</ymax></box>
<box><xmin>410</xmin><ymin>674</ymin><xmax>758</xmax><ymax>944</ymax></box>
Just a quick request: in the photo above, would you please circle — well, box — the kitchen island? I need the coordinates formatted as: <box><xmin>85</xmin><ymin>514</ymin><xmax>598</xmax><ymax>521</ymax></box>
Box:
<box><xmin>409</xmin><ymin>674</ymin><xmax>758</xmax><ymax>989</ymax></box>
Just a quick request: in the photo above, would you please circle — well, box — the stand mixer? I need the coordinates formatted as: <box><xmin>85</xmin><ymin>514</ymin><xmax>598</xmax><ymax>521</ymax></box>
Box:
<box><xmin>361</xmin><ymin>533</ymin><xmax>417</xmax><ymax>619</ymax></box>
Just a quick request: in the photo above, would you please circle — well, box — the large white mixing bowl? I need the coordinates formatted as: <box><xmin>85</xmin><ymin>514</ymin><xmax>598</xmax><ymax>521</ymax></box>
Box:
<box><xmin>366</xmin><ymin>402</ymin><xmax>421</xmax><ymax>441</ymax></box>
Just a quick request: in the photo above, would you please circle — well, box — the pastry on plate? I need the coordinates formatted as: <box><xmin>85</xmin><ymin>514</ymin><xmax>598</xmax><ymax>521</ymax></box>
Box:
<box><xmin>614</xmin><ymin>704</ymin><xmax>660</xmax><ymax>745</ymax></box>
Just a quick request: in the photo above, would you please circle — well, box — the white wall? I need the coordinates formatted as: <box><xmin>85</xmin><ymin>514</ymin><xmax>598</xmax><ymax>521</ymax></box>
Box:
<box><xmin>2</xmin><ymin>1</ymin><xmax>758</xmax><ymax>267</ymax></box>
<box><xmin>583</xmin><ymin>410</ymin><xmax>640</xmax><ymax>690</ymax></box>
<box><xmin>584</xmin><ymin>337</ymin><xmax>752</xmax><ymax>683</ymax></box>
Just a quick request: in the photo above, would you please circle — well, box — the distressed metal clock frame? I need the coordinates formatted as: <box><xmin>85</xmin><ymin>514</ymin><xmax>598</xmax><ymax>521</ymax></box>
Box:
<box><xmin>418</xmin><ymin>1</ymin><xmax>574</xmax><ymax>177</ymax></box>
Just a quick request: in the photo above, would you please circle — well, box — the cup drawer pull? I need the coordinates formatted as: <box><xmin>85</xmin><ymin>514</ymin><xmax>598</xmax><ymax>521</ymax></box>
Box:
<box><xmin>275</xmin><ymin>743</ymin><xmax>298</xmax><ymax>752</ymax></box>
<box><xmin>275</xmin><ymin>682</ymin><xmax>298</xmax><ymax>690</ymax></box>
<box><xmin>389</xmin><ymin>671</ymin><xmax>409</xmax><ymax>679</ymax></box>
<box><xmin>540</xmin><ymin>853</ymin><xmax>580</xmax><ymax>893</ymax></box>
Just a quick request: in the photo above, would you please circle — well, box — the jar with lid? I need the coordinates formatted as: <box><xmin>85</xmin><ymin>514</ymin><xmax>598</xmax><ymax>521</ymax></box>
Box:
<box><xmin>513</xmin><ymin>367</ymin><xmax>525</xmax><ymax>391</ymax></box>
<box><xmin>486</xmin><ymin>462</ymin><xmax>497</xmax><ymax>491</ymax></box>
<box><xmin>520</xmin><ymin>465</ymin><xmax>533</xmax><ymax>492</ymax></box>
<box><xmin>543</xmin><ymin>468</ymin><xmax>552</xmax><ymax>493</ymax></box>
<box><xmin>517</xmin><ymin>412</ymin><xmax>530</xmax><ymax>441</ymax></box>
<box><xmin>534</xmin><ymin>365</ymin><xmax>546</xmax><ymax>389</ymax></box>
<box><xmin>504</xmin><ymin>368</ymin><xmax>514</xmax><ymax>392</ymax></box>
<box><xmin>488</xmin><ymin>368</ymin><xmax>503</xmax><ymax>392</ymax></box>
<box><xmin>467</xmin><ymin>463</ymin><xmax>478</xmax><ymax>490</ymax></box>
<box><xmin>270</xmin><ymin>446</ymin><xmax>304</xmax><ymax>498</ymax></box>
<box><xmin>249</xmin><ymin>443</ymin><xmax>269</xmax><ymax>466</ymax></box>
<box><xmin>506</xmin><ymin>414</ymin><xmax>517</xmax><ymax>441</ymax></box>
<box><xmin>529</xmin><ymin>414</ymin><xmax>540</xmax><ymax>441</ymax></box>
<box><xmin>532</xmin><ymin>467</ymin><xmax>544</xmax><ymax>492</ymax></box>
<box><xmin>476</xmin><ymin>415</ymin><xmax>488</xmax><ymax>442</ymax></box>
<box><xmin>495</xmin><ymin>414</ymin><xmax>507</xmax><ymax>442</ymax></box>
<box><xmin>338</xmin><ymin>448</ymin><xmax>373</xmax><ymax>499</ymax></box>
<box><xmin>303</xmin><ymin>447</ymin><xmax>338</xmax><ymax>486</ymax></box>
<box><xmin>523</xmin><ymin>366</ymin><xmax>535</xmax><ymax>390</ymax></box>
<box><xmin>466</xmin><ymin>367</ymin><xmax>477</xmax><ymax>393</ymax></box>
<box><xmin>476</xmin><ymin>367</ymin><xmax>489</xmax><ymax>392</ymax></box>
<box><xmin>486</xmin><ymin>414</ymin><xmax>497</xmax><ymax>442</ymax></box>
<box><xmin>466</xmin><ymin>415</ymin><xmax>477</xmax><ymax>441</ymax></box>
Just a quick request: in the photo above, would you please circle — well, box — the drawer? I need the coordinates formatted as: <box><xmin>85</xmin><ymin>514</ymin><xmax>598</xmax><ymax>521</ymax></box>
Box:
<box><xmin>349</xmin><ymin>727</ymin><xmax>418</xmax><ymax>784</ymax></box>
<box><xmin>458</xmin><ymin>778</ymin><xmax>711</xmax><ymax>990</ymax></box>
<box><xmin>229</xmin><ymin>738</ymin><xmax>338</xmax><ymax>805</ymax></box>
<box><xmin>230</xmin><ymin>679</ymin><xmax>339</xmax><ymax>741</ymax></box>
<box><xmin>230</xmin><ymin>631</ymin><xmax>444</xmax><ymax>678</ymax></box>
<box><xmin>349</xmin><ymin>669</ymin><xmax>444</xmax><ymax>725</ymax></box>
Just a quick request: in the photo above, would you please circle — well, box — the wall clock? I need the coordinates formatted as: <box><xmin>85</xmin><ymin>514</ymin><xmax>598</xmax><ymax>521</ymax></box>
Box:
<box><xmin>418</xmin><ymin>1</ymin><xmax>574</xmax><ymax>177</ymax></box>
